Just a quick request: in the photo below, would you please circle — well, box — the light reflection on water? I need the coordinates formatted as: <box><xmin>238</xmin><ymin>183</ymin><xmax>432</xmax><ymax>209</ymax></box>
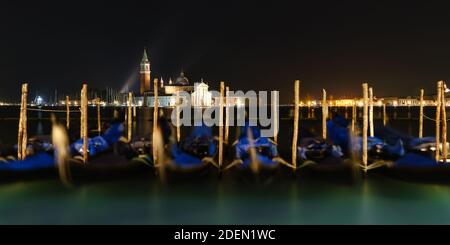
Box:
<box><xmin>1</xmin><ymin>176</ymin><xmax>450</xmax><ymax>224</ymax></box>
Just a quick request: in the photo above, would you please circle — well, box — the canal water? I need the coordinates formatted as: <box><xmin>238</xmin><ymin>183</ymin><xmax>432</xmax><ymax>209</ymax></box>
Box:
<box><xmin>0</xmin><ymin>106</ymin><xmax>449</xmax><ymax>224</ymax></box>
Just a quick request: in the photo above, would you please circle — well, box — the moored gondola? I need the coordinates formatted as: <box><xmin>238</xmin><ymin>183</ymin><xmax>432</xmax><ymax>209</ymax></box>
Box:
<box><xmin>294</xmin><ymin>114</ymin><xmax>359</xmax><ymax>183</ymax></box>
<box><xmin>295</xmin><ymin>137</ymin><xmax>357</xmax><ymax>183</ymax></box>
<box><xmin>372</xmin><ymin>137</ymin><xmax>450</xmax><ymax>184</ymax></box>
<box><xmin>0</xmin><ymin>120</ymin><xmax>152</xmax><ymax>184</ymax></box>
<box><xmin>127</xmin><ymin>119</ymin><xmax>220</xmax><ymax>183</ymax></box>
<box><xmin>222</xmin><ymin>124</ymin><xmax>292</xmax><ymax>184</ymax></box>
<box><xmin>160</xmin><ymin>123</ymin><xmax>219</xmax><ymax>183</ymax></box>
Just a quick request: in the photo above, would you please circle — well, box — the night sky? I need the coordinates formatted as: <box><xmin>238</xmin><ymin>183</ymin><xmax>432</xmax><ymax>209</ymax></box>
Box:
<box><xmin>1</xmin><ymin>1</ymin><xmax>450</xmax><ymax>103</ymax></box>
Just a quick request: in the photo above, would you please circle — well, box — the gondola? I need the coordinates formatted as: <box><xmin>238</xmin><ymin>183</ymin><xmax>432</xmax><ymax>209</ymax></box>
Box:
<box><xmin>295</xmin><ymin>137</ymin><xmax>357</xmax><ymax>183</ymax></box>
<box><xmin>0</xmin><ymin>121</ymin><xmax>151</xmax><ymax>184</ymax></box>
<box><xmin>295</xmin><ymin>114</ymin><xmax>405</xmax><ymax>183</ymax></box>
<box><xmin>222</xmin><ymin>124</ymin><xmax>291</xmax><ymax>184</ymax></box>
<box><xmin>68</xmin><ymin>120</ymin><xmax>156</xmax><ymax>183</ymax></box>
<box><xmin>295</xmin><ymin>114</ymin><xmax>358</xmax><ymax>183</ymax></box>
<box><xmin>372</xmin><ymin>136</ymin><xmax>450</xmax><ymax>184</ymax></box>
<box><xmin>161</xmin><ymin>123</ymin><xmax>219</xmax><ymax>183</ymax></box>
<box><xmin>127</xmin><ymin>120</ymin><xmax>219</xmax><ymax>183</ymax></box>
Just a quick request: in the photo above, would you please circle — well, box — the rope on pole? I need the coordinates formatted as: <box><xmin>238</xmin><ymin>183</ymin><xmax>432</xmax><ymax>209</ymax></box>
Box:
<box><xmin>26</xmin><ymin>108</ymin><xmax>81</xmax><ymax>113</ymax></box>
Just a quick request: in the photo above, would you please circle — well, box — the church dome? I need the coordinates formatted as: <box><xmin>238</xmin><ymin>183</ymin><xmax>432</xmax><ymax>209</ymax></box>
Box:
<box><xmin>175</xmin><ymin>71</ymin><xmax>189</xmax><ymax>85</ymax></box>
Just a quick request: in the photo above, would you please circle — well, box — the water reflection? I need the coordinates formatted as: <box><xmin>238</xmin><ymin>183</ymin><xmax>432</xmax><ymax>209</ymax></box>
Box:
<box><xmin>0</xmin><ymin>176</ymin><xmax>449</xmax><ymax>224</ymax></box>
<box><xmin>0</xmin><ymin>107</ymin><xmax>450</xmax><ymax>224</ymax></box>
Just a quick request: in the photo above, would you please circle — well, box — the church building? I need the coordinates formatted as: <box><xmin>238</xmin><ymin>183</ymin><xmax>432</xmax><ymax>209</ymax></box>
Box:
<box><xmin>137</xmin><ymin>48</ymin><xmax>196</xmax><ymax>107</ymax></box>
<box><xmin>135</xmin><ymin>48</ymin><xmax>242</xmax><ymax>108</ymax></box>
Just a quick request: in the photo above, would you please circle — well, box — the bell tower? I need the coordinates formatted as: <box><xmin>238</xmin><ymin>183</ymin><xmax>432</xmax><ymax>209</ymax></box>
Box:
<box><xmin>140</xmin><ymin>48</ymin><xmax>151</xmax><ymax>95</ymax></box>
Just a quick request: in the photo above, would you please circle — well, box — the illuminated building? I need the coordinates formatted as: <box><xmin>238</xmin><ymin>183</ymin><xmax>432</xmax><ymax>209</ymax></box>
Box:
<box><xmin>191</xmin><ymin>80</ymin><xmax>212</xmax><ymax>107</ymax></box>
<box><xmin>140</xmin><ymin>48</ymin><xmax>151</xmax><ymax>95</ymax></box>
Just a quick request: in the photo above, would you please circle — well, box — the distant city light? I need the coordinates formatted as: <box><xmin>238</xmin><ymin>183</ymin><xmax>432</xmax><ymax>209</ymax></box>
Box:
<box><xmin>35</xmin><ymin>96</ymin><xmax>44</xmax><ymax>106</ymax></box>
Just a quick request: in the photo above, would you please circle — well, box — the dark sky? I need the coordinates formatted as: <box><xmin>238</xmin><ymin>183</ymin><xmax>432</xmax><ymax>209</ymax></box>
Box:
<box><xmin>1</xmin><ymin>1</ymin><xmax>450</xmax><ymax>103</ymax></box>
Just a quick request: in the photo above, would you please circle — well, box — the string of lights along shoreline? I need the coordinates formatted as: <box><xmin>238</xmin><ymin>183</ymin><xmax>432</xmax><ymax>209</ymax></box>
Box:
<box><xmin>1</xmin><ymin>48</ymin><xmax>447</xmax><ymax>108</ymax></box>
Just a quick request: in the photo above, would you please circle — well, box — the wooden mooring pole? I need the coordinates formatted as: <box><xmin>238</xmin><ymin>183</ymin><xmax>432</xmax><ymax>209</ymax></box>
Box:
<box><xmin>225</xmin><ymin>86</ymin><xmax>230</xmax><ymax>144</ymax></box>
<box><xmin>292</xmin><ymin>80</ymin><xmax>300</xmax><ymax>169</ymax></box>
<box><xmin>97</xmin><ymin>98</ymin><xmax>101</xmax><ymax>136</ymax></box>
<box><xmin>436</xmin><ymin>81</ymin><xmax>442</xmax><ymax>162</ymax></box>
<box><xmin>176</xmin><ymin>92</ymin><xmax>181</xmax><ymax>143</ymax></box>
<box><xmin>273</xmin><ymin>90</ymin><xmax>279</xmax><ymax>144</ymax></box>
<box><xmin>442</xmin><ymin>83</ymin><xmax>447</xmax><ymax>162</ymax></box>
<box><xmin>152</xmin><ymin>78</ymin><xmax>159</xmax><ymax>164</ymax></box>
<box><xmin>66</xmin><ymin>96</ymin><xmax>70</xmax><ymax>129</ymax></box>
<box><xmin>369</xmin><ymin>87</ymin><xmax>374</xmax><ymax>137</ymax></box>
<box><xmin>218</xmin><ymin>81</ymin><xmax>225</xmax><ymax>169</ymax></box>
<box><xmin>362</xmin><ymin>83</ymin><xmax>369</xmax><ymax>171</ymax></box>
<box><xmin>419</xmin><ymin>89</ymin><xmax>424</xmax><ymax>138</ymax></box>
<box><xmin>133</xmin><ymin>99</ymin><xmax>136</xmax><ymax>119</ymax></box>
<box><xmin>128</xmin><ymin>92</ymin><xmax>133</xmax><ymax>141</ymax></box>
<box><xmin>322</xmin><ymin>89</ymin><xmax>327</xmax><ymax>140</ymax></box>
<box><xmin>80</xmin><ymin>84</ymin><xmax>88</xmax><ymax>163</ymax></box>
<box><xmin>351</xmin><ymin>100</ymin><xmax>356</xmax><ymax>133</ymax></box>
<box><xmin>17</xmin><ymin>83</ymin><xmax>28</xmax><ymax>160</ymax></box>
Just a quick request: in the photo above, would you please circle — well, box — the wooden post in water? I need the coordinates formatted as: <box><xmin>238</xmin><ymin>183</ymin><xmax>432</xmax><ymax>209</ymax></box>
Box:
<box><xmin>97</xmin><ymin>98</ymin><xmax>101</xmax><ymax>136</ymax></box>
<box><xmin>80</xmin><ymin>84</ymin><xmax>88</xmax><ymax>163</ymax></box>
<box><xmin>80</xmin><ymin>89</ymin><xmax>84</xmax><ymax>140</ymax></box>
<box><xmin>308</xmin><ymin>103</ymin><xmax>311</xmax><ymax>119</ymax></box>
<box><xmin>176</xmin><ymin>92</ymin><xmax>181</xmax><ymax>143</ymax></box>
<box><xmin>17</xmin><ymin>83</ymin><xmax>28</xmax><ymax>160</ymax></box>
<box><xmin>351</xmin><ymin>100</ymin><xmax>356</xmax><ymax>133</ymax></box>
<box><xmin>52</xmin><ymin>120</ymin><xmax>71</xmax><ymax>186</ymax></box>
<box><xmin>436</xmin><ymin>81</ymin><xmax>442</xmax><ymax>161</ymax></box>
<box><xmin>383</xmin><ymin>102</ymin><xmax>387</xmax><ymax>126</ymax></box>
<box><xmin>133</xmin><ymin>99</ymin><xmax>136</xmax><ymax>119</ymax></box>
<box><xmin>66</xmin><ymin>96</ymin><xmax>70</xmax><ymax>129</ymax></box>
<box><xmin>124</xmin><ymin>108</ymin><xmax>127</xmax><ymax>124</ymax></box>
<box><xmin>273</xmin><ymin>90</ymin><xmax>279</xmax><ymax>144</ymax></box>
<box><xmin>153</xmin><ymin>78</ymin><xmax>159</xmax><ymax>164</ymax></box>
<box><xmin>292</xmin><ymin>80</ymin><xmax>300</xmax><ymax>169</ymax></box>
<box><xmin>248</xmin><ymin>125</ymin><xmax>259</xmax><ymax>173</ymax></box>
<box><xmin>322</xmin><ymin>89</ymin><xmax>327</xmax><ymax>140</ymax></box>
<box><xmin>225</xmin><ymin>86</ymin><xmax>230</xmax><ymax>144</ymax></box>
<box><xmin>419</xmin><ymin>89</ymin><xmax>424</xmax><ymax>138</ymax></box>
<box><xmin>442</xmin><ymin>83</ymin><xmax>447</xmax><ymax>162</ymax></box>
<box><xmin>369</xmin><ymin>87</ymin><xmax>374</xmax><ymax>137</ymax></box>
<box><xmin>218</xmin><ymin>82</ymin><xmax>225</xmax><ymax>169</ymax></box>
<box><xmin>362</xmin><ymin>83</ymin><xmax>369</xmax><ymax>171</ymax></box>
<box><xmin>128</xmin><ymin>92</ymin><xmax>133</xmax><ymax>141</ymax></box>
